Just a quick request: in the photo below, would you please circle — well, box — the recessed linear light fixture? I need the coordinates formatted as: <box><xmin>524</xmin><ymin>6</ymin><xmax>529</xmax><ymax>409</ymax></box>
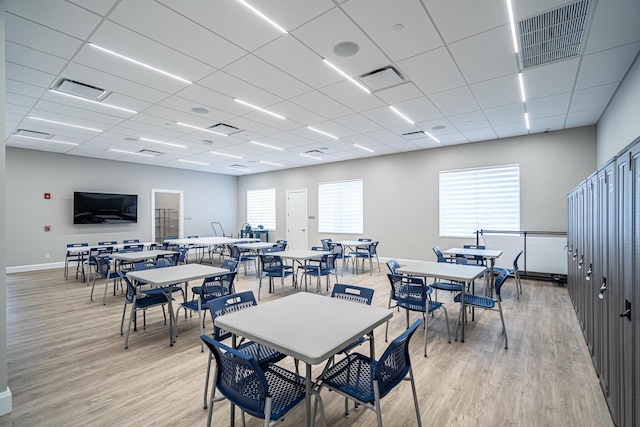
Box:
<box><xmin>178</xmin><ymin>159</ymin><xmax>209</xmax><ymax>166</ymax></box>
<box><xmin>525</xmin><ymin>112</ymin><xmax>530</xmax><ymax>130</ymax></box>
<box><xmin>506</xmin><ymin>0</ymin><xmax>519</xmax><ymax>53</ymax></box>
<box><xmin>177</xmin><ymin>122</ymin><xmax>228</xmax><ymax>136</ymax></box>
<box><xmin>27</xmin><ymin>116</ymin><xmax>103</xmax><ymax>132</ymax></box>
<box><xmin>353</xmin><ymin>143</ymin><xmax>375</xmax><ymax>153</ymax></box>
<box><xmin>13</xmin><ymin>134</ymin><xmax>79</xmax><ymax>146</ymax></box>
<box><xmin>422</xmin><ymin>131</ymin><xmax>441</xmax><ymax>143</ymax></box>
<box><xmin>518</xmin><ymin>73</ymin><xmax>526</xmax><ymax>102</ymax></box>
<box><xmin>236</xmin><ymin>0</ymin><xmax>287</xmax><ymax>34</ymax></box>
<box><xmin>235</xmin><ymin>99</ymin><xmax>286</xmax><ymax>120</ymax></box>
<box><xmin>251</xmin><ymin>141</ymin><xmax>283</xmax><ymax>151</ymax></box>
<box><xmin>109</xmin><ymin>148</ymin><xmax>155</xmax><ymax>157</ymax></box>
<box><xmin>88</xmin><ymin>43</ymin><xmax>193</xmax><ymax>85</ymax></box>
<box><xmin>389</xmin><ymin>106</ymin><xmax>414</xmax><ymax>125</ymax></box>
<box><xmin>322</xmin><ymin>59</ymin><xmax>371</xmax><ymax>94</ymax></box>
<box><xmin>49</xmin><ymin>90</ymin><xmax>138</xmax><ymax>114</ymax></box>
<box><xmin>300</xmin><ymin>153</ymin><xmax>323</xmax><ymax>161</ymax></box>
<box><xmin>210</xmin><ymin>150</ymin><xmax>243</xmax><ymax>159</ymax></box>
<box><xmin>140</xmin><ymin>137</ymin><xmax>187</xmax><ymax>149</ymax></box>
<box><xmin>307</xmin><ymin>126</ymin><xmax>338</xmax><ymax>140</ymax></box>
<box><xmin>260</xmin><ymin>160</ymin><xmax>284</xmax><ymax>167</ymax></box>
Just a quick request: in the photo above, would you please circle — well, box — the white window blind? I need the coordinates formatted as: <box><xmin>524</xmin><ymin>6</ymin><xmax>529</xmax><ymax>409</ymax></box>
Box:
<box><xmin>318</xmin><ymin>179</ymin><xmax>363</xmax><ymax>234</ymax></box>
<box><xmin>247</xmin><ymin>188</ymin><xmax>276</xmax><ymax>230</ymax></box>
<box><xmin>439</xmin><ymin>164</ymin><xmax>520</xmax><ymax>237</ymax></box>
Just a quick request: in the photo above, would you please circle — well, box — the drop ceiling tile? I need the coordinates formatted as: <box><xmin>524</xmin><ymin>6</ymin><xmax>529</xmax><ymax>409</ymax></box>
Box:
<box><xmin>176</xmin><ymin>84</ymin><xmax>245</xmax><ymax>117</ymax></box>
<box><xmin>493</xmin><ymin>122</ymin><xmax>529</xmax><ymax>138</ymax></box>
<box><xmin>522</xmin><ymin>58</ymin><xmax>579</xmax><ymax>100</ymax></box>
<box><xmin>6</xmin><ymin>79</ymin><xmax>47</xmax><ymax>99</ymax></box>
<box><xmin>423</xmin><ymin>0</ymin><xmax>508</xmax><ymax>43</ymax></box>
<box><xmin>250</xmin><ymin>0</ymin><xmax>335</xmax><ymax>32</ymax></box>
<box><xmin>5</xmin><ymin>104</ymin><xmax>31</xmax><ymax>116</ymax></box>
<box><xmin>199</xmin><ymin>71</ymin><xmax>282</xmax><ymax>107</ymax></box>
<box><xmin>68</xmin><ymin>0</ymin><xmax>118</xmax><ymax>15</ymax></box>
<box><xmin>575</xmin><ymin>43</ymin><xmax>640</xmax><ymax>89</ymax></box>
<box><xmin>109</xmin><ymin>0</ymin><xmax>246</xmax><ymax>69</ymax></box>
<box><xmin>565</xmin><ymin>109</ymin><xmax>604</xmax><ymax>128</ymax></box>
<box><xmin>334</xmin><ymin>114</ymin><xmax>383</xmax><ymax>134</ymax></box>
<box><xmin>484</xmin><ymin>103</ymin><xmax>526</xmax><ymax>126</ymax></box>
<box><xmin>5</xmin><ymin>92</ymin><xmax>37</xmax><ymax>109</ymax></box>
<box><xmin>5</xmin><ymin>62</ymin><xmax>56</xmax><ymax>88</ymax></box>
<box><xmin>6</xmin><ymin>0</ymin><xmax>101</xmax><ymax>39</ymax></box>
<box><xmin>470</xmin><ymin>74</ymin><xmax>521</xmax><ymax>109</ymax></box>
<box><xmin>365</xmin><ymin>129</ymin><xmax>405</xmax><ymax>144</ymax></box>
<box><xmin>429</xmin><ymin>86</ymin><xmax>480</xmax><ymax>116</ymax></box>
<box><xmin>5</xmin><ymin>42</ymin><xmax>68</xmax><ymax>75</ymax></box>
<box><xmin>526</xmin><ymin>93</ymin><xmax>571</xmax><ymax>119</ymax></box>
<box><xmin>448</xmin><ymin>111</ymin><xmax>491</xmax><ymax>131</ymax></box>
<box><xmin>375</xmin><ymin>83</ymin><xmax>423</xmax><ymax>105</ymax></box>
<box><xmin>159</xmin><ymin>95</ymin><xmax>235</xmax><ymax>123</ymax></box>
<box><xmin>290</xmin><ymin>90</ymin><xmax>354</xmax><ymax>119</ymax></box>
<box><xmin>360</xmin><ymin>107</ymin><xmax>408</xmax><ymax>128</ymax></box>
<box><xmin>342</xmin><ymin>0</ymin><xmax>443</xmax><ymax>61</ymax></box>
<box><xmin>37</xmin><ymin>94</ymin><xmax>134</xmax><ymax>123</ymax></box>
<box><xmin>320</xmin><ymin>81</ymin><xmax>386</xmax><ymax>112</ymax></box>
<box><xmin>462</xmin><ymin>127</ymin><xmax>498</xmax><ymax>142</ymax></box>
<box><xmin>583</xmin><ymin>0</ymin><xmax>640</xmax><ymax>54</ymax></box>
<box><xmin>529</xmin><ymin>115</ymin><xmax>566</xmax><ymax>133</ymax></box>
<box><xmin>569</xmin><ymin>83</ymin><xmax>618</xmax><ymax>113</ymax></box>
<box><xmin>397</xmin><ymin>47</ymin><xmax>465</xmax><ymax>95</ymax></box>
<box><xmin>6</xmin><ymin>136</ymin><xmax>77</xmax><ymax>154</ymax></box>
<box><xmin>392</xmin><ymin>97</ymin><xmax>442</xmax><ymax>123</ymax></box>
<box><xmin>415</xmin><ymin>118</ymin><xmax>459</xmax><ymax>136</ymax></box>
<box><xmin>268</xmin><ymin>101</ymin><xmax>325</xmax><ymax>126</ymax></box>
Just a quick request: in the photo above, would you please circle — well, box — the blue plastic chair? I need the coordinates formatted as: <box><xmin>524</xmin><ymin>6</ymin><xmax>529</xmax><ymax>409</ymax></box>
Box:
<box><xmin>91</xmin><ymin>254</ymin><xmax>121</xmax><ymax>305</ymax></box>
<box><xmin>328</xmin><ymin>242</ymin><xmax>352</xmax><ymax>276</ymax></box>
<box><xmin>229</xmin><ymin>244</ymin><xmax>257</xmax><ymax>275</ymax></box>
<box><xmin>386</xmin><ymin>273</ymin><xmax>450</xmax><ymax>357</ymax></box>
<box><xmin>122</xmin><ymin>239</ymin><xmax>140</xmax><ymax>244</ymax></box>
<box><xmin>191</xmin><ymin>258</ymin><xmax>238</xmax><ymax>297</ymax></box>
<box><xmin>64</xmin><ymin>242</ymin><xmax>88</xmax><ymax>280</ymax></box>
<box><xmin>491</xmin><ymin>250</ymin><xmax>524</xmax><ymax>299</ymax></box>
<box><xmin>300</xmin><ymin>251</ymin><xmax>337</xmax><ymax>294</ymax></box>
<box><xmin>132</xmin><ymin>260</ymin><xmax>184</xmax><ymax>302</ymax></box>
<box><xmin>258</xmin><ymin>252</ymin><xmax>294</xmax><ymax>299</ymax></box>
<box><xmin>463</xmin><ymin>244</ymin><xmax>486</xmax><ymax>265</ymax></box>
<box><xmin>454</xmin><ymin>270</ymin><xmax>510</xmax><ymax>349</ymax></box>
<box><xmin>386</xmin><ymin>258</ymin><xmax>401</xmax><ymax>273</ymax></box>
<box><xmin>352</xmin><ymin>241</ymin><xmax>380</xmax><ymax>275</ymax></box>
<box><xmin>202</xmin><ymin>291</ymin><xmax>287</xmax><ymax>410</ymax></box>
<box><xmin>430</xmin><ymin>256</ymin><xmax>469</xmax><ymax>302</ymax></box>
<box><xmin>316</xmin><ymin>319</ymin><xmax>424</xmax><ymax>427</ymax></box>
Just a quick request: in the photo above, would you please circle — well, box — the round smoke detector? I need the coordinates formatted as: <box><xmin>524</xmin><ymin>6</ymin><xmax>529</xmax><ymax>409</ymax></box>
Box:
<box><xmin>333</xmin><ymin>41</ymin><xmax>359</xmax><ymax>57</ymax></box>
<box><xmin>191</xmin><ymin>107</ymin><xmax>209</xmax><ymax>114</ymax></box>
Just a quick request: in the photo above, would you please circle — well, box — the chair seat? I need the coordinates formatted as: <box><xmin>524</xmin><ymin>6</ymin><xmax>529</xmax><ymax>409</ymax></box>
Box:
<box><xmin>397</xmin><ymin>299</ymin><xmax>444</xmax><ymax>314</ymax></box>
<box><xmin>191</xmin><ymin>285</ymin><xmax>229</xmax><ymax>296</ymax></box>
<box><xmin>454</xmin><ymin>292</ymin><xmax>495</xmax><ymax>309</ymax></box>
<box><xmin>136</xmin><ymin>293</ymin><xmax>171</xmax><ymax>308</ymax></box>
<box><xmin>430</xmin><ymin>281</ymin><xmax>463</xmax><ymax>292</ymax></box>
<box><xmin>238</xmin><ymin>341</ymin><xmax>287</xmax><ymax>366</ymax></box>
<box><xmin>141</xmin><ymin>285</ymin><xmax>182</xmax><ymax>296</ymax></box>
<box><xmin>491</xmin><ymin>267</ymin><xmax>514</xmax><ymax>276</ymax></box>
<box><xmin>322</xmin><ymin>353</ymin><xmax>377</xmax><ymax>403</ymax></box>
<box><xmin>258</xmin><ymin>364</ymin><xmax>306</xmax><ymax>420</ymax></box>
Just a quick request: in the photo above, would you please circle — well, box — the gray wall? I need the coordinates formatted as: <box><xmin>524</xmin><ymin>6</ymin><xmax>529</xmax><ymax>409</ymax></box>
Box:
<box><xmin>5</xmin><ymin>148</ymin><xmax>238</xmax><ymax>267</ymax></box>
<box><xmin>238</xmin><ymin>126</ymin><xmax>597</xmax><ymax>261</ymax></box>
<box><xmin>1</xmin><ymin>0</ymin><xmax>10</xmax><ymax>414</ymax></box>
<box><xmin>597</xmin><ymin>54</ymin><xmax>640</xmax><ymax>165</ymax></box>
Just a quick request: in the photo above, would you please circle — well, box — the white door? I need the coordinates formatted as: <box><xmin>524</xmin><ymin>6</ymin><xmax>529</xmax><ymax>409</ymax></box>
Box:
<box><xmin>286</xmin><ymin>189</ymin><xmax>308</xmax><ymax>250</ymax></box>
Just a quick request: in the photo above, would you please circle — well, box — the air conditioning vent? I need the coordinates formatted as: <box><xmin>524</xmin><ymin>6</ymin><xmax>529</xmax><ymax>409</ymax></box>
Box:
<box><xmin>208</xmin><ymin>123</ymin><xmax>241</xmax><ymax>135</ymax></box>
<box><xmin>304</xmin><ymin>149</ymin><xmax>324</xmax><ymax>155</ymax></box>
<box><xmin>229</xmin><ymin>164</ymin><xmax>247</xmax><ymax>169</ymax></box>
<box><xmin>359</xmin><ymin>66</ymin><xmax>406</xmax><ymax>92</ymax></box>
<box><xmin>14</xmin><ymin>129</ymin><xmax>53</xmax><ymax>139</ymax></box>
<box><xmin>52</xmin><ymin>78</ymin><xmax>109</xmax><ymax>100</ymax></box>
<box><xmin>401</xmin><ymin>131</ymin><xmax>427</xmax><ymax>140</ymax></box>
<box><xmin>518</xmin><ymin>0</ymin><xmax>592</xmax><ymax>69</ymax></box>
<box><xmin>138</xmin><ymin>149</ymin><xmax>164</xmax><ymax>157</ymax></box>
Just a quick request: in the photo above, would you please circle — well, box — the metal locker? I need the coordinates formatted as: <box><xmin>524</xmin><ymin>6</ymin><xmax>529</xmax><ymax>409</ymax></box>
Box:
<box><xmin>630</xmin><ymin>142</ymin><xmax>640</xmax><ymax>427</ymax></box>
<box><xmin>584</xmin><ymin>173</ymin><xmax>597</xmax><ymax>354</ymax></box>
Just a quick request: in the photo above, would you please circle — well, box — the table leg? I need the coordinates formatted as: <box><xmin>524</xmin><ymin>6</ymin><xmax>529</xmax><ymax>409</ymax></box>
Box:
<box><xmin>460</xmin><ymin>281</ymin><xmax>467</xmax><ymax>342</ymax></box>
<box><xmin>368</xmin><ymin>331</ymin><xmax>376</xmax><ymax>359</ymax></box>
<box><xmin>305</xmin><ymin>363</ymin><xmax>312</xmax><ymax>427</ymax></box>
<box><xmin>167</xmin><ymin>286</ymin><xmax>175</xmax><ymax>346</ymax></box>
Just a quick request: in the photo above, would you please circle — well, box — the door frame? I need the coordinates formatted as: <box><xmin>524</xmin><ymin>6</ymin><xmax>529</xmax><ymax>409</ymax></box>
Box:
<box><xmin>286</xmin><ymin>189</ymin><xmax>308</xmax><ymax>250</ymax></box>
<box><xmin>151</xmin><ymin>188</ymin><xmax>184</xmax><ymax>242</ymax></box>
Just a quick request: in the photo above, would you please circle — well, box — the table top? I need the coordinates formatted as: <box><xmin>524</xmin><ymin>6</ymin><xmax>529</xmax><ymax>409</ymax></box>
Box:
<box><xmin>397</xmin><ymin>260</ymin><xmax>487</xmax><ymax>282</ymax></box>
<box><xmin>165</xmin><ymin>236</ymin><xmax>260</xmax><ymax>246</ymax></box>
<box><xmin>66</xmin><ymin>242</ymin><xmax>154</xmax><ymax>254</ymax></box>
<box><xmin>110</xmin><ymin>250</ymin><xmax>175</xmax><ymax>261</ymax></box>
<box><xmin>215</xmin><ymin>292</ymin><xmax>393</xmax><ymax>365</ymax></box>
<box><xmin>443</xmin><ymin>247</ymin><xmax>503</xmax><ymax>259</ymax></box>
<box><xmin>234</xmin><ymin>242</ymin><xmax>276</xmax><ymax>250</ymax></box>
<box><xmin>335</xmin><ymin>240</ymin><xmax>372</xmax><ymax>247</ymax></box>
<box><xmin>126</xmin><ymin>264</ymin><xmax>229</xmax><ymax>286</ymax></box>
<box><xmin>267</xmin><ymin>249</ymin><xmax>331</xmax><ymax>260</ymax></box>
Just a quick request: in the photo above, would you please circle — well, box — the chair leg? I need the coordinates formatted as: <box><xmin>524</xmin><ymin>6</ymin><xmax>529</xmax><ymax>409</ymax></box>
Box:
<box><xmin>407</xmin><ymin>368</ymin><xmax>423</xmax><ymax>427</ymax></box>
<box><xmin>498</xmin><ymin>304</ymin><xmax>508</xmax><ymax>349</ymax></box>
<box><xmin>120</xmin><ymin>303</ymin><xmax>128</xmax><ymax>335</ymax></box>
<box><xmin>203</xmin><ymin>352</ymin><xmax>213</xmax><ymax>409</ymax></box>
<box><xmin>372</xmin><ymin>379</ymin><xmax>383</xmax><ymax>427</ymax></box>
<box><xmin>124</xmin><ymin>304</ymin><xmax>136</xmax><ymax>349</ymax></box>
<box><xmin>102</xmin><ymin>278</ymin><xmax>110</xmax><ymax>305</ymax></box>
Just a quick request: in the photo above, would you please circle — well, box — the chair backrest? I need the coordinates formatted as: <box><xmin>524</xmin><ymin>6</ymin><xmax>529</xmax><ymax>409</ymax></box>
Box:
<box><xmin>123</xmin><ymin>239</ymin><xmax>140</xmax><ymax>244</ymax></box>
<box><xmin>358</xmin><ymin>238</ymin><xmax>372</xmax><ymax>242</ymax></box>
<box><xmin>276</xmin><ymin>240</ymin><xmax>288</xmax><ymax>250</ymax></box>
<box><xmin>88</xmin><ymin>246</ymin><xmax>112</xmax><ymax>264</ymax></box>
<box><xmin>513</xmin><ymin>250</ymin><xmax>524</xmax><ymax>271</ymax></box>
<box><xmin>433</xmin><ymin>246</ymin><xmax>444</xmax><ymax>259</ymax></box>
<box><xmin>494</xmin><ymin>270</ymin><xmax>510</xmax><ymax>300</ymax></box>
<box><xmin>198</xmin><ymin>272</ymin><xmax>237</xmax><ymax>301</ymax></box>
<box><xmin>156</xmin><ymin>252</ymin><xmax>179</xmax><ymax>266</ymax></box>
<box><xmin>320</xmin><ymin>238</ymin><xmax>332</xmax><ymax>250</ymax></box>
<box><xmin>387</xmin><ymin>273</ymin><xmax>430</xmax><ymax>307</ymax></box>
<box><xmin>93</xmin><ymin>254</ymin><xmax>111</xmax><ymax>278</ymax></box>
<box><xmin>66</xmin><ymin>242</ymin><xmax>88</xmax><ymax>254</ymax></box>
<box><xmin>123</xmin><ymin>244</ymin><xmax>144</xmax><ymax>251</ymax></box>
<box><xmin>175</xmin><ymin>247</ymin><xmax>189</xmax><ymax>263</ymax></box>
<box><xmin>200</xmin><ymin>335</ymin><xmax>268</xmax><ymax>418</ymax></box>
<box><xmin>229</xmin><ymin>245</ymin><xmax>242</xmax><ymax>260</ymax></box>
<box><xmin>117</xmin><ymin>272</ymin><xmax>138</xmax><ymax>304</ymax></box>
<box><xmin>368</xmin><ymin>241</ymin><xmax>379</xmax><ymax>255</ymax></box>
<box><xmin>463</xmin><ymin>244</ymin><xmax>486</xmax><ymax>250</ymax></box>
<box><xmin>331</xmin><ymin>284</ymin><xmax>374</xmax><ymax>305</ymax></box>
<box><xmin>221</xmin><ymin>258</ymin><xmax>239</xmax><ymax>272</ymax></box>
<box><xmin>133</xmin><ymin>260</ymin><xmax>160</xmax><ymax>271</ymax></box>
<box><xmin>386</xmin><ymin>259</ymin><xmax>401</xmax><ymax>273</ymax></box>
<box><xmin>98</xmin><ymin>241</ymin><xmax>117</xmax><ymax>246</ymax></box>
<box><xmin>187</xmin><ymin>235</ymin><xmax>199</xmax><ymax>239</ymax></box>
<box><xmin>207</xmin><ymin>291</ymin><xmax>258</xmax><ymax>341</ymax></box>
<box><xmin>259</xmin><ymin>253</ymin><xmax>285</xmax><ymax>273</ymax></box>
<box><xmin>374</xmin><ymin>319</ymin><xmax>422</xmax><ymax>398</ymax></box>
<box><xmin>453</xmin><ymin>256</ymin><xmax>467</xmax><ymax>265</ymax></box>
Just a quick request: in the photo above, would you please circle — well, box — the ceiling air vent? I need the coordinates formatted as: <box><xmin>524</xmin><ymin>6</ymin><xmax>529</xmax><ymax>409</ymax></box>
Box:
<box><xmin>229</xmin><ymin>164</ymin><xmax>248</xmax><ymax>169</ymax></box>
<box><xmin>518</xmin><ymin>0</ymin><xmax>592</xmax><ymax>69</ymax></box>
<box><xmin>359</xmin><ymin>66</ymin><xmax>406</xmax><ymax>92</ymax></box>
<box><xmin>401</xmin><ymin>131</ymin><xmax>427</xmax><ymax>141</ymax></box>
<box><xmin>304</xmin><ymin>149</ymin><xmax>324</xmax><ymax>155</ymax></box>
<box><xmin>138</xmin><ymin>149</ymin><xmax>164</xmax><ymax>157</ymax></box>
<box><xmin>14</xmin><ymin>129</ymin><xmax>53</xmax><ymax>139</ymax></box>
<box><xmin>52</xmin><ymin>78</ymin><xmax>109</xmax><ymax>100</ymax></box>
<box><xmin>208</xmin><ymin>123</ymin><xmax>241</xmax><ymax>135</ymax></box>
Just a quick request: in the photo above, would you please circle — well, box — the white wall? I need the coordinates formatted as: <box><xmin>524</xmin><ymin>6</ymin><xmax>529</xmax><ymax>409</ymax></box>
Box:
<box><xmin>238</xmin><ymin>127</ymin><xmax>597</xmax><ymax>261</ymax></box>
<box><xmin>5</xmin><ymin>148</ymin><xmax>238</xmax><ymax>267</ymax></box>
<box><xmin>597</xmin><ymin>54</ymin><xmax>640</xmax><ymax>165</ymax></box>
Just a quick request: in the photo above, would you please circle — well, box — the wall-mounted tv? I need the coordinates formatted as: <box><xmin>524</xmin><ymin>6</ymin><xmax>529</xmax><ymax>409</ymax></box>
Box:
<box><xmin>74</xmin><ymin>192</ymin><xmax>138</xmax><ymax>224</ymax></box>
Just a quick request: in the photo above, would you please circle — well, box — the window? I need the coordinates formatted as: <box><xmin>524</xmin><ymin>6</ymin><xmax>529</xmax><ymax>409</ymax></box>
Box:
<box><xmin>247</xmin><ymin>188</ymin><xmax>276</xmax><ymax>230</ymax></box>
<box><xmin>439</xmin><ymin>164</ymin><xmax>520</xmax><ymax>237</ymax></box>
<box><xmin>318</xmin><ymin>179</ymin><xmax>363</xmax><ymax>234</ymax></box>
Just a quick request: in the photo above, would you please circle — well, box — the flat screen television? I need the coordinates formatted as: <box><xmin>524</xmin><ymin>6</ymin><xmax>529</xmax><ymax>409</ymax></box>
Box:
<box><xmin>74</xmin><ymin>192</ymin><xmax>138</xmax><ymax>224</ymax></box>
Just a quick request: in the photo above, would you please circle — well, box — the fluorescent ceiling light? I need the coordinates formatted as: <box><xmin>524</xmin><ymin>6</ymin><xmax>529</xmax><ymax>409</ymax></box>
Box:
<box><xmin>251</xmin><ymin>140</ymin><xmax>283</xmax><ymax>151</ymax></box>
<box><xmin>389</xmin><ymin>106</ymin><xmax>414</xmax><ymax>125</ymax></box>
<box><xmin>322</xmin><ymin>59</ymin><xmax>371</xmax><ymax>94</ymax></box>
<box><xmin>177</xmin><ymin>122</ymin><xmax>228</xmax><ymax>136</ymax></box>
<box><xmin>525</xmin><ymin>112</ymin><xmax>530</xmax><ymax>130</ymax></box>
<box><xmin>353</xmin><ymin>143</ymin><xmax>374</xmax><ymax>153</ymax></box>
<box><xmin>423</xmin><ymin>131</ymin><xmax>441</xmax><ymax>143</ymax></box>
<box><xmin>506</xmin><ymin>0</ymin><xmax>519</xmax><ymax>53</ymax></box>
<box><xmin>235</xmin><ymin>99</ymin><xmax>286</xmax><ymax>120</ymax></box>
<box><xmin>210</xmin><ymin>151</ymin><xmax>243</xmax><ymax>159</ymax></box>
<box><xmin>49</xmin><ymin>90</ymin><xmax>138</xmax><ymax>114</ymax></box>
<box><xmin>300</xmin><ymin>153</ymin><xmax>323</xmax><ymax>161</ymax></box>
<box><xmin>260</xmin><ymin>160</ymin><xmax>284</xmax><ymax>167</ymax></box>
<box><xmin>518</xmin><ymin>73</ymin><xmax>526</xmax><ymax>102</ymax></box>
<box><xmin>236</xmin><ymin>0</ymin><xmax>287</xmax><ymax>34</ymax></box>
<box><xmin>27</xmin><ymin>116</ymin><xmax>103</xmax><ymax>132</ymax></box>
<box><xmin>307</xmin><ymin>126</ymin><xmax>338</xmax><ymax>140</ymax></box>
<box><xmin>178</xmin><ymin>159</ymin><xmax>209</xmax><ymax>166</ymax></box>
<box><xmin>88</xmin><ymin>43</ymin><xmax>193</xmax><ymax>84</ymax></box>
<box><xmin>109</xmin><ymin>149</ymin><xmax>155</xmax><ymax>157</ymax></box>
<box><xmin>13</xmin><ymin>134</ymin><xmax>78</xmax><ymax>146</ymax></box>
<box><xmin>140</xmin><ymin>137</ymin><xmax>187</xmax><ymax>148</ymax></box>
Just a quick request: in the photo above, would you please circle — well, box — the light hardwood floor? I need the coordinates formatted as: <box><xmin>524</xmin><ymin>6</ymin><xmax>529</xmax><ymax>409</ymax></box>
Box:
<box><xmin>1</xmin><ymin>259</ymin><xmax>613</xmax><ymax>426</ymax></box>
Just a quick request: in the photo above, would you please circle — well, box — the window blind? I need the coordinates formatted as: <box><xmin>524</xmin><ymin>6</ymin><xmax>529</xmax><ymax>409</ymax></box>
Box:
<box><xmin>247</xmin><ymin>188</ymin><xmax>276</xmax><ymax>230</ymax></box>
<box><xmin>439</xmin><ymin>164</ymin><xmax>520</xmax><ymax>237</ymax></box>
<box><xmin>318</xmin><ymin>179</ymin><xmax>363</xmax><ymax>234</ymax></box>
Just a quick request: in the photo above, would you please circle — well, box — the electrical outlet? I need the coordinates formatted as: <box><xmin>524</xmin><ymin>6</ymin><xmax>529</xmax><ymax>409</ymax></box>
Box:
<box><xmin>45</xmin><ymin>253</ymin><xmax>50</xmax><ymax>259</ymax></box>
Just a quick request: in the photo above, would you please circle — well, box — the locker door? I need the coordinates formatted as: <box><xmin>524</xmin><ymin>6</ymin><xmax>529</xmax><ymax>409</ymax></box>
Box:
<box><xmin>577</xmin><ymin>183</ymin><xmax>586</xmax><ymax>328</ymax></box>
<box><xmin>584</xmin><ymin>173</ymin><xmax>597</xmax><ymax>354</ymax></box>
<box><xmin>630</xmin><ymin>142</ymin><xmax>640</xmax><ymax>427</ymax></box>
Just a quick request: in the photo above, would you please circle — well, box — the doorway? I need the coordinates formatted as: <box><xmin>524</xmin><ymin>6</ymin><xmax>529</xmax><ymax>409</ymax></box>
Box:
<box><xmin>286</xmin><ymin>189</ymin><xmax>308</xmax><ymax>250</ymax></box>
<box><xmin>151</xmin><ymin>189</ymin><xmax>184</xmax><ymax>242</ymax></box>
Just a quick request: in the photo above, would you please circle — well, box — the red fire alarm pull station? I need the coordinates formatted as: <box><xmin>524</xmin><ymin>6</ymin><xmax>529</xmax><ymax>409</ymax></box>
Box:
<box><xmin>44</xmin><ymin>193</ymin><xmax>51</xmax><ymax>199</ymax></box>
<box><xmin>44</xmin><ymin>225</ymin><xmax>51</xmax><ymax>232</ymax></box>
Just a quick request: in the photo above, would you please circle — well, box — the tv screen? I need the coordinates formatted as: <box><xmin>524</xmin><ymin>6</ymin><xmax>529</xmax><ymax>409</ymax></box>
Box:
<box><xmin>74</xmin><ymin>192</ymin><xmax>138</xmax><ymax>224</ymax></box>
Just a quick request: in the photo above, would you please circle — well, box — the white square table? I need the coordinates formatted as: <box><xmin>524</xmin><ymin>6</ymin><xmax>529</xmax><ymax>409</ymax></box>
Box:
<box><xmin>267</xmin><ymin>249</ymin><xmax>331</xmax><ymax>293</ymax></box>
<box><xmin>165</xmin><ymin>236</ymin><xmax>259</xmax><ymax>264</ymax></box>
<box><xmin>334</xmin><ymin>240</ymin><xmax>372</xmax><ymax>274</ymax></box>
<box><xmin>126</xmin><ymin>264</ymin><xmax>229</xmax><ymax>346</ymax></box>
<box><xmin>444</xmin><ymin>247</ymin><xmax>503</xmax><ymax>295</ymax></box>
<box><xmin>396</xmin><ymin>261</ymin><xmax>486</xmax><ymax>343</ymax></box>
<box><xmin>214</xmin><ymin>292</ymin><xmax>393</xmax><ymax>427</ymax></box>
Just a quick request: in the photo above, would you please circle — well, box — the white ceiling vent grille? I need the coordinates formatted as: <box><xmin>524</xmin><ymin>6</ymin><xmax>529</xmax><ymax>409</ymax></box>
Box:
<box><xmin>53</xmin><ymin>78</ymin><xmax>109</xmax><ymax>100</ymax></box>
<box><xmin>208</xmin><ymin>123</ymin><xmax>241</xmax><ymax>135</ymax></box>
<box><xmin>138</xmin><ymin>149</ymin><xmax>164</xmax><ymax>157</ymax></box>
<box><xmin>15</xmin><ymin>129</ymin><xmax>53</xmax><ymax>139</ymax></box>
<box><xmin>401</xmin><ymin>131</ymin><xmax>427</xmax><ymax>140</ymax></box>
<box><xmin>518</xmin><ymin>0</ymin><xmax>591</xmax><ymax>69</ymax></box>
<box><xmin>359</xmin><ymin>66</ymin><xmax>406</xmax><ymax>92</ymax></box>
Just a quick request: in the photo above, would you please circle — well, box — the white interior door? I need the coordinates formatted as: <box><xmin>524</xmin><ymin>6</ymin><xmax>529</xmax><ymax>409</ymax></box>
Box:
<box><xmin>286</xmin><ymin>189</ymin><xmax>308</xmax><ymax>250</ymax></box>
<box><xmin>151</xmin><ymin>189</ymin><xmax>184</xmax><ymax>242</ymax></box>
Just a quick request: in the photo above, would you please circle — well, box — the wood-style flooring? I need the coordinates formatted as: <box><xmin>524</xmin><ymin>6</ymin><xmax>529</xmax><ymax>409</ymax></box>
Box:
<box><xmin>1</xmin><ymin>258</ymin><xmax>614</xmax><ymax>426</ymax></box>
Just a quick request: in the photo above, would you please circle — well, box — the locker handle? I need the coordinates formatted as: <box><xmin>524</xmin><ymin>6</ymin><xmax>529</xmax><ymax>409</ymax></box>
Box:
<box><xmin>598</xmin><ymin>280</ymin><xmax>606</xmax><ymax>300</ymax></box>
<box><xmin>578</xmin><ymin>256</ymin><xmax>583</xmax><ymax>269</ymax></box>
<box><xmin>620</xmin><ymin>299</ymin><xmax>631</xmax><ymax>321</ymax></box>
<box><xmin>585</xmin><ymin>264</ymin><xmax>592</xmax><ymax>280</ymax></box>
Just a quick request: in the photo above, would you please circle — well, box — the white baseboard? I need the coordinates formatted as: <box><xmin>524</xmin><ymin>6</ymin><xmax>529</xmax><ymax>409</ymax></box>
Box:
<box><xmin>0</xmin><ymin>387</ymin><xmax>12</xmax><ymax>416</ymax></box>
<box><xmin>6</xmin><ymin>262</ymin><xmax>64</xmax><ymax>274</ymax></box>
